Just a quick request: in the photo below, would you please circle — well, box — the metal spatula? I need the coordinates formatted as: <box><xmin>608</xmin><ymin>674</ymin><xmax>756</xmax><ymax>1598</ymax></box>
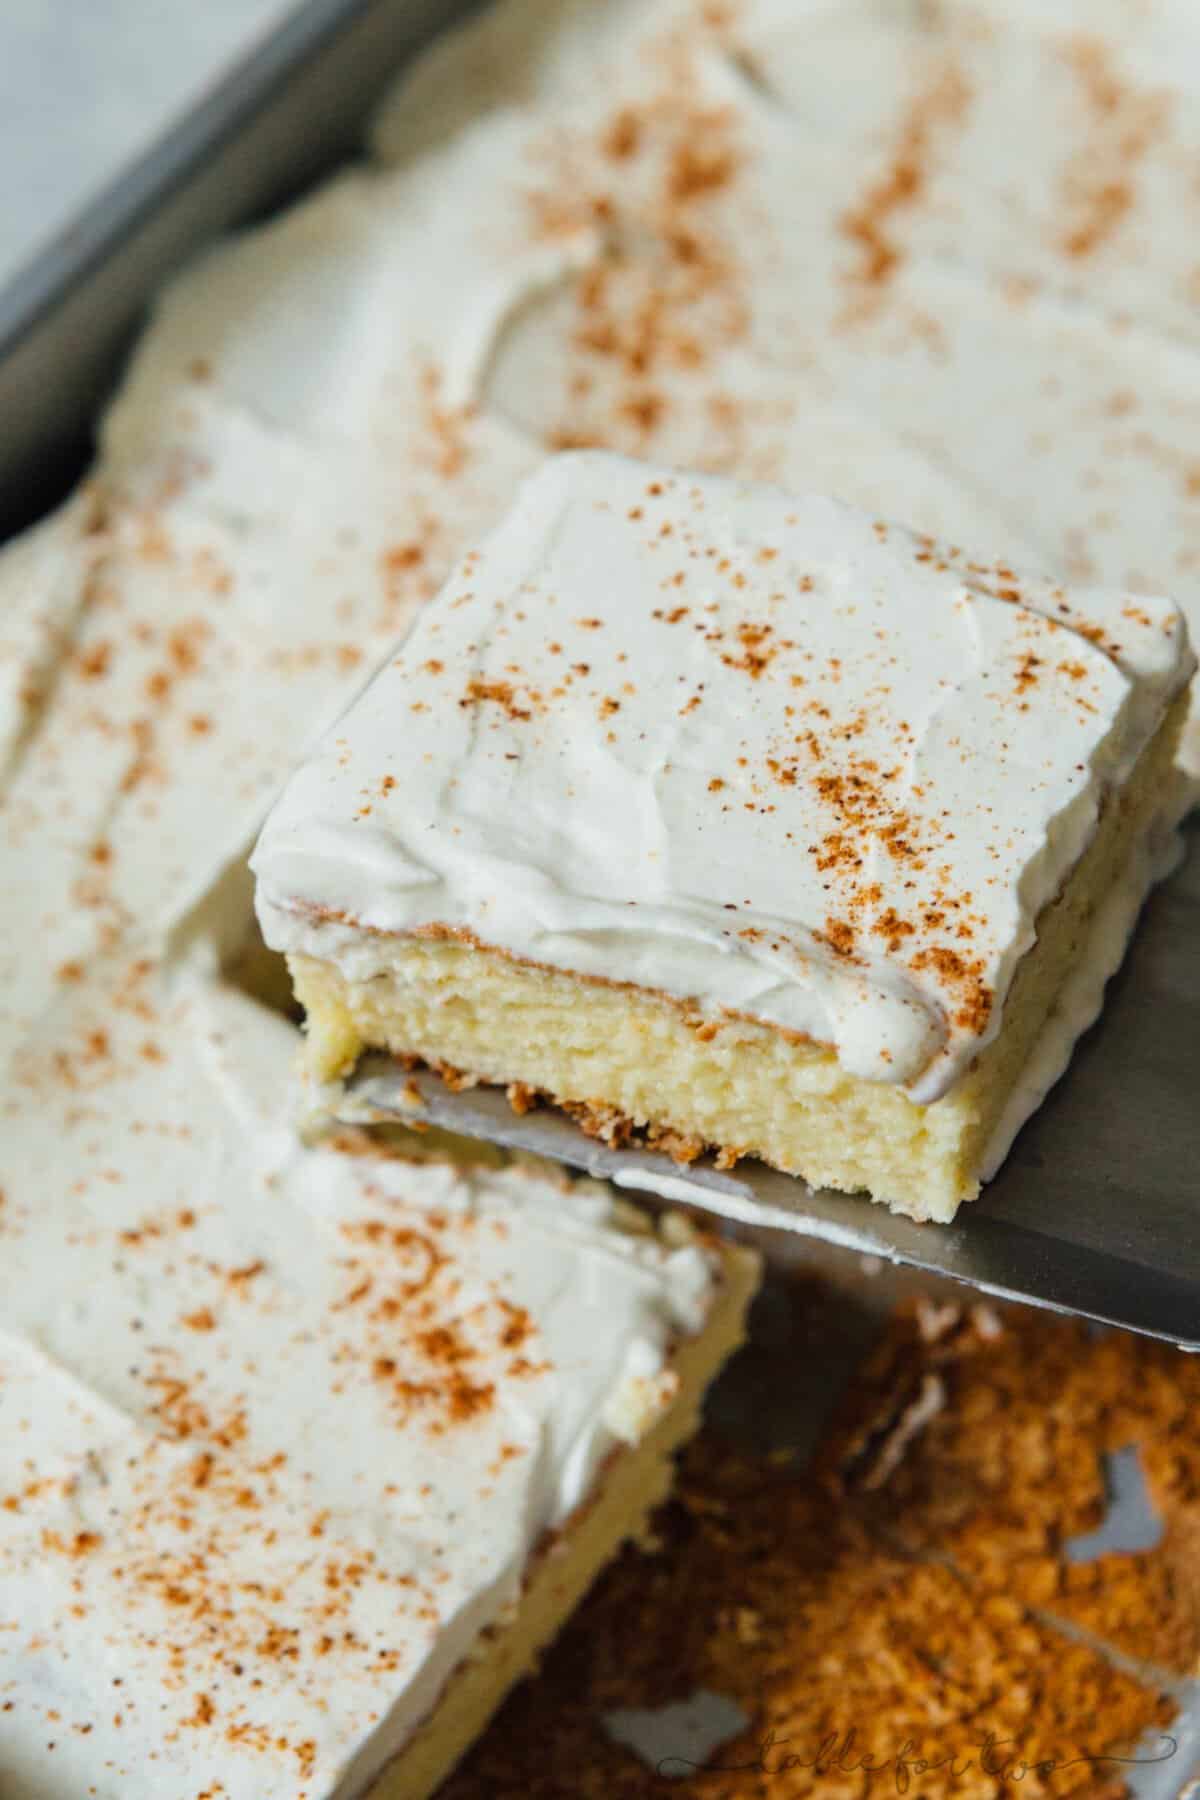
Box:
<box><xmin>344</xmin><ymin>818</ymin><xmax>1200</xmax><ymax>1350</ymax></box>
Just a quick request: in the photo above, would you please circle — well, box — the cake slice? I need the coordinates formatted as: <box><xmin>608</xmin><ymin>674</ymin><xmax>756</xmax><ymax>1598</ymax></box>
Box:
<box><xmin>0</xmin><ymin>965</ymin><xmax>758</xmax><ymax>1800</ymax></box>
<box><xmin>252</xmin><ymin>452</ymin><xmax>1194</xmax><ymax>1223</ymax></box>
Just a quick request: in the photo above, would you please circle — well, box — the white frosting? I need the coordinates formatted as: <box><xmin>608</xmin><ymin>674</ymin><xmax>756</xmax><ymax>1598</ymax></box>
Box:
<box><xmin>90</xmin><ymin>0</ymin><xmax>1200</xmax><ymax>779</ymax></box>
<box><xmin>253</xmin><ymin>452</ymin><xmax>1191</xmax><ymax>1101</ymax></box>
<box><xmin>4</xmin><ymin>0</ymin><xmax>1200</xmax><ymax>1791</ymax></box>
<box><xmin>0</xmin><ymin>956</ymin><xmax>716</xmax><ymax>1800</ymax></box>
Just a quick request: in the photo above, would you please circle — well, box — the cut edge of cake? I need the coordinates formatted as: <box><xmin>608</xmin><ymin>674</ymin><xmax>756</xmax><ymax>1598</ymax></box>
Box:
<box><xmin>278</xmin><ymin>686</ymin><xmax>1186</xmax><ymax>1224</ymax></box>
<box><xmin>252</xmin><ymin>456</ymin><xmax>1196</xmax><ymax>1223</ymax></box>
<box><xmin>359</xmin><ymin>1225</ymin><xmax>759</xmax><ymax>1799</ymax></box>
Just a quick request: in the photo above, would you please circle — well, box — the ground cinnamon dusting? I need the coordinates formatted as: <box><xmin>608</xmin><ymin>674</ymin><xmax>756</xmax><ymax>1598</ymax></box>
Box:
<box><xmin>527</xmin><ymin>17</ymin><xmax>750</xmax><ymax>460</ymax></box>
<box><xmin>1058</xmin><ymin>37</ymin><xmax>1171</xmax><ymax>261</ymax></box>
<box><xmin>839</xmin><ymin>57</ymin><xmax>971</xmax><ymax>310</ymax></box>
<box><xmin>459</xmin><ymin>678</ymin><xmax>536</xmax><ymax>722</ymax></box>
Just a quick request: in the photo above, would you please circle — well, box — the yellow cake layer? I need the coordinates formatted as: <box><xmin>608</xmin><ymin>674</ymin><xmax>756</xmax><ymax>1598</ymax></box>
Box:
<box><xmin>292</xmin><ymin>697</ymin><xmax>1184</xmax><ymax>1224</ymax></box>
<box><xmin>365</xmin><ymin>1240</ymin><xmax>758</xmax><ymax>1800</ymax></box>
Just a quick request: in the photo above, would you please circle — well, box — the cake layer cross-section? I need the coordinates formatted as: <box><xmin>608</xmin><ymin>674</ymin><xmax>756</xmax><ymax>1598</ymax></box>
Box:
<box><xmin>253</xmin><ymin>451</ymin><xmax>1195</xmax><ymax>1222</ymax></box>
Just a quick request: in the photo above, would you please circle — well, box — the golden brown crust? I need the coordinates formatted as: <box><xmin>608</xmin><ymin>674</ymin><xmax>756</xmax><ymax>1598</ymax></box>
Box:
<box><xmin>818</xmin><ymin>1300</ymin><xmax>1200</xmax><ymax>1675</ymax></box>
<box><xmin>440</xmin><ymin>1289</ymin><xmax>1198</xmax><ymax>1799</ymax></box>
<box><xmin>410</xmin><ymin>1054</ymin><xmax>748</xmax><ymax>1172</ymax></box>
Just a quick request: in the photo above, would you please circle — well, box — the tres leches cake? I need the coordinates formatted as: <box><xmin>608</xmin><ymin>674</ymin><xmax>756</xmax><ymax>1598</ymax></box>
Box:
<box><xmin>253</xmin><ymin>452</ymin><xmax>1194</xmax><ymax>1223</ymax></box>
<box><xmin>7</xmin><ymin>0</ymin><xmax>1200</xmax><ymax>1794</ymax></box>
<box><xmin>0</xmin><ymin>962</ymin><xmax>756</xmax><ymax>1800</ymax></box>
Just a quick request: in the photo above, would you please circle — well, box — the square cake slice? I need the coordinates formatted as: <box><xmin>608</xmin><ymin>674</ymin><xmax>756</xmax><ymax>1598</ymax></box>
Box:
<box><xmin>0</xmin><ymin>965</ymin><xmax>758</xmax><ymax>1800</ymax></box>
<box><xmin>252</xmin><ymin>452</ymin><xmax>1194</xmax><ymax>1222</ymax></box>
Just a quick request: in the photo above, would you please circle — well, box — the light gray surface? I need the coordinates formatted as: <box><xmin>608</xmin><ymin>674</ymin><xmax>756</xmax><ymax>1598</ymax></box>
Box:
<box><xmin>604</xmin><ymin>1692</ymin><xmax>751</xmax><ymax>1778</ymax></box>
<box><xmin>1065</xmin><ymin>1448</ymin><xmax>1165</xmax><ymax>1562</ymax></box>
<box><xmin>0</xmin><ymin>0</ymin><xmax>295</xmax><ymax>290</ymax></box>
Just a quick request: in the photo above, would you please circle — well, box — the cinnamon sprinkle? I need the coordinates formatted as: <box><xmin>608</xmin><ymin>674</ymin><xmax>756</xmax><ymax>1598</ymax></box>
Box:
<box><xmin>839</xmin><ymin>58</ymin><xmax>971</xmax><ymax>309</ymax></box>
<box><xmin>1058</xmin><ymin>37</ymin><xmax>1171</xmax><ymax>261</ymax></box>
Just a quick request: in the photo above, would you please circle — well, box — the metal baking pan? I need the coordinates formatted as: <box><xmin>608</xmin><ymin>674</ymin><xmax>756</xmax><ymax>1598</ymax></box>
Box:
<box><xmin>1</xmin><ymin>3</ymin><xmax>1198</xmax><ymax>1788</ymax></box>
<box><xmin>0</xmin><ymin>0</ymin><xmax>481</xmax><ymax>538</ymax></box>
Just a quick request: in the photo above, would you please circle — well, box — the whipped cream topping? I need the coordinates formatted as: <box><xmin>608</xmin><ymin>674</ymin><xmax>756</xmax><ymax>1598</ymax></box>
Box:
<box><xmin>96</xmin><ymin>0</ymin><xmax>1200</xmax><ymax>777</ymax></box>
<box><xmin>253</xmin><ymin>452</ymin><xmax>1191</xmax><ymax>1101</ymax></box>
<box><xmin>3</xmin><ymin>0</ymin><xmax>1200</xmax><ymax>1791</ymax></box>
<box><xmin>0</xmin><ymin>953</ymin><xmax>715</xmax><ymax>1800</ymax></box>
